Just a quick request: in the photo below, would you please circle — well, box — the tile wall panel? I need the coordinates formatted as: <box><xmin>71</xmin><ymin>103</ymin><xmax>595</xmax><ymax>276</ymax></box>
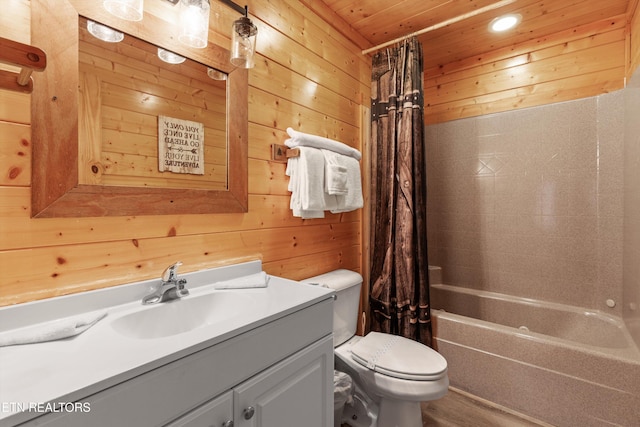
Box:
<box><xmin>426</xmin><ymin>92</ymin><xmax>624</xmax><ymax>314</ymax></box>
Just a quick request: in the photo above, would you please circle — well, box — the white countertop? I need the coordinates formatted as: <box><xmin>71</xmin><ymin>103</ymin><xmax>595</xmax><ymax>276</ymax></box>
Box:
<box><xmin>0</xmin><ymin>261</ymin><xmax>333</xmax><ymax>426</ymax></box>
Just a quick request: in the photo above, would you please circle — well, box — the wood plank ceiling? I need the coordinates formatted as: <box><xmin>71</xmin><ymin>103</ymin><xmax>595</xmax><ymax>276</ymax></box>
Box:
<box><xmin>319</xmin><ymin>0</ymin><xmax>632</xmax><ymax>69</ymax></box>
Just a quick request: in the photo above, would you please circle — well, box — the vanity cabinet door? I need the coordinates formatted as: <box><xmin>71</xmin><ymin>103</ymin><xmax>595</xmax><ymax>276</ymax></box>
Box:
<box><xmin>233</xmin><ymin>335</ymin><xmax>333</xmax><ymax>427</ymax></box>
<box><xmin>164</xmin><ymin>391</ymin><xmax>233</xmax><ymax>427</ymax></box>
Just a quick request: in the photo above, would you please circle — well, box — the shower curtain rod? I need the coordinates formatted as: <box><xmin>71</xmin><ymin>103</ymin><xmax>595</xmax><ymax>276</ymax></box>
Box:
<box><xmin>361</xmin><ymin>0</ymin><xmax>517</xmax><ymax>55</ymax></box>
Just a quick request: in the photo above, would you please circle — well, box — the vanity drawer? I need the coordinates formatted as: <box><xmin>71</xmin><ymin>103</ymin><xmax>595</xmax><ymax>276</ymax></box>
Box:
<box><xmin>164</xmin><ymin>391</ymin><xmax>233</xmax><ymax>427</ymax></box>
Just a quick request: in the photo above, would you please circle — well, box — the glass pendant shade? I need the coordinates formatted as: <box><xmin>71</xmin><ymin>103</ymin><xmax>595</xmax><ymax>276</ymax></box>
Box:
<box><xmin>207</xmin><ymin>68</ymin><xmax>227</xmax><ymax>80</ymax></box>
<box><xmin>157</xmin><ymin>48</ymin><xmax>186</xmax><ymax>64</ymax></box>
<box><xmin>103</xmin><ymin>0</ymin><xmax>144</xmax><ymax>22</ymax></box>
<box><xmin>179</xmin><ymin>0</ymin><xmax>211</xmax><ymax>49</ymax></box>
<box><xmin>87</xmin><ymin>20</ymin><xmax>124</xmax><ymax>43</ymax></box>
<box><xmin>230</xmin><ymin>16</ymin><xmax>257</xmax><ymax>69</ymax></box>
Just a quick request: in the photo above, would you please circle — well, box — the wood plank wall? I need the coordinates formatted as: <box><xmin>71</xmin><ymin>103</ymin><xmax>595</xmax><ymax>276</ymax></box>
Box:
<box><xmin>424</xmin><ymin>12</ymin><xmax>637</xmax><ymax>124</ymax></box>
<box><xmin>3</xmin><ymin>0</ymin><xmax>640</xmax><ymax>307</ymax></box>
<box><xmin>0</xmin><ymin>0</ymin><xmax>370</xmax><ymax>306</ymax></box>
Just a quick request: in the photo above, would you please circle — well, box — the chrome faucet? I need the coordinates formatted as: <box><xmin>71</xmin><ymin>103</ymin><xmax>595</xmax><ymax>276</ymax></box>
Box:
<box><xmin>142</xmin><ymin>262</ymin><xmax>189</xmax><ymax>305</ymax></box>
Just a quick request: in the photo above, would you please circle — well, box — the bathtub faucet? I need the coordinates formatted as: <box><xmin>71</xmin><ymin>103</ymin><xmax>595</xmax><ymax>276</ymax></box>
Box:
<box><xmin>142</xmin><ymin>262</ymin><xmax>189</xmax><ymax>305</ymax></box>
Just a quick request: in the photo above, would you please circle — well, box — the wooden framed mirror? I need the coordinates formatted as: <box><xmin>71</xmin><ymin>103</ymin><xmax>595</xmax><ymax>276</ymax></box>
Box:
<box><xmin>31</xmin><ymin>0</ymin><xmax>248</xmax><ymax>217</ymax></box>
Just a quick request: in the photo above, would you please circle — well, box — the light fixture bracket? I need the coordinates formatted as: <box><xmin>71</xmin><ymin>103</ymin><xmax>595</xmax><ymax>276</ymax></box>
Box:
<box><xmin>219</xmin><ymin>0</ymin><xmax>247</xmax><ymax>16</ymax></box>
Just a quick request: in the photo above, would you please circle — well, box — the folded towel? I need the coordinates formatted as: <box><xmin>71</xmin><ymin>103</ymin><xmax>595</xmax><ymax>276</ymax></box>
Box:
<box><xmin>286</xmin><ymin>147</ymin><xmax>338</xmax><ymax>218</ymax></box>
<box><xmin>292</xmin><ymin>208</ymin><xmax>325</xmax><ymax>219</ymax></box>
<box><xmin>321</xmin><ymin>149</ymin><xmax>348</xmax><ymax>195</ymax></box>
<box><xmin>331</xmin><ymin>155</ymin><xmax>364</xmax><ymax>213</ymax></box>
<box><xmin>213</xmin><ymin>272</ymin><xmax>270</xmax><ymax>289</ymax></box>
<box><xmin>0</xmin><ymin>311</ymin><xmax>108</xmax><ymax>347</ymax></box>
<box><xmin>286</xmin><ymin>128</ymin><xmax>362</xmax><ymax>160</ymax></box>
<box><xmin>297</xmin><ymin>147</ymin><xmax>326</xmax><ymax>211</ymax></box>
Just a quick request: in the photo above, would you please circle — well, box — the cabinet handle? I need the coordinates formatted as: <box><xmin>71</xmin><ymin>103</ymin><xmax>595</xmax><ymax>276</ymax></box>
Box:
<box><xmin>221</xmin><ymin>421</ymin><xmax>234</xmax><ymax>427</ymax></box>
<box><xmin>243</xmin><ymin>406</ymin><xmax>255</xmax><ymax>420</ymax></box>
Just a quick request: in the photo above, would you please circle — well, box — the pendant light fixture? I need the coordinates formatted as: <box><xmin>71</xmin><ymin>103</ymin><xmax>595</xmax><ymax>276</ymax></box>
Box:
<box><xmin>230</xmin><ymin>6</ymin><xmax>257</xmax><ymax>69</ymax></box>
<box><xmin>178</xmin><ymin>0</ymin><xmax>211</xmax><ymax>49</ymax></box>
<box><xmin>102</xmin><ymin>0</ymin><xmax>258</xmax><ymax>67</ymax></box>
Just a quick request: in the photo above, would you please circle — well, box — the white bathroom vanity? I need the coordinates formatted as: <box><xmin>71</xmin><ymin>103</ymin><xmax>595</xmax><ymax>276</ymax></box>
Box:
<box><xmin>0</xmin><ymin>261</ymin><xmax>334</xmax><ymax>427</ymax></box>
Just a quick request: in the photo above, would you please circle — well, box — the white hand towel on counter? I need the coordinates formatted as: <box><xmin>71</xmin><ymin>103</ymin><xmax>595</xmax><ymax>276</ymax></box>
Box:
<box><xmin>0</xmin><ymin>311</ymin><xmax>108</xmax><ymax>347</ymax></box>
<box><xmin>212</xmin><ymin>271</ymin><xmax>270</xmax><ymax>289</ymax></box>
<box><xmin>286</xmin><ymin>128</ymin><xmax>362</xmax><ymax>160</ymax></box>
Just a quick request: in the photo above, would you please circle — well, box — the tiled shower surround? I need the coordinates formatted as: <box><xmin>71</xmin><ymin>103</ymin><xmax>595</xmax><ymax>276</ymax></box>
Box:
<box><xmin>623</xmin><ymin>72</ymin><xmax>640</xmax><ymax>349</ymax></box>
<box><xmin>425</xmin><ymin>90</ymin><xmax>627</xmax><ymax>320</ymax></box>
<box><xmin>425</xmin><ymin>78</ymin><xmax>640</xmax><ymax>425</ymax></box>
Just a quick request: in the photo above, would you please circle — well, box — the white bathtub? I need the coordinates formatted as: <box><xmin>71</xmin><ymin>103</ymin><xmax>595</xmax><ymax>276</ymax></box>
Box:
<box><xmin>430</xmin><ymin>283</ymin><xmax>640</xmax><ymax>426</ymax></box>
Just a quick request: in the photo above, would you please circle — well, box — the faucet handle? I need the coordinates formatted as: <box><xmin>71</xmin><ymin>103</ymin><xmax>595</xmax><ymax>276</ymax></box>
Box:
<box><xmin>161</xmin><ymin>261</ymin><xmax>183</xmax><ymax>282</ymax></box>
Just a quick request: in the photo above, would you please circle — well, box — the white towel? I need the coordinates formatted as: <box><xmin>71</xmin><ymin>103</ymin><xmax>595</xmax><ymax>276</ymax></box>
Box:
<box><xmin>286</xmin><ymin>128</ymin><xmax>362</xmax><ymax>160</ymax></box>
<box><xmin>321</xmin><ymin>150</ymin><xmax>348</xmax><ymax>195</ymax></box>
<box><xmin>331</xmin><ymin>155</ymin><xmax>364</xmax><ymax>213</ymax></box>
<box><xmin>286</xmin><ymin>147</ymin><xmax>338</xmax><ymax>218</ymax></box>
<box><xmin>293</xmin><ymin>208</ymin><xmax>325</xmax><ymax>219</ymax></box>
<box><xmin>213</xmin><ymin>272</ymin><xmax>270</xmax><ymax>289</ymax></box>
<box><xmin>0</xmin><ymin>311</ymin><xmax>108</xmax><ymax>347</ymax></box>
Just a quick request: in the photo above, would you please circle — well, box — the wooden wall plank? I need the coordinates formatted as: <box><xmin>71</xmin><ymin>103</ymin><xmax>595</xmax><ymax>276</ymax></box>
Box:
<box><xmin>260</xmin><ymin>0</ymin><xmax>371</xmax><ymax>84</ymax></box>
<box><xmin>0</xmin><ymin>222</ymin><xmax>360</xmax><ymax>305</ymax></box>
<box><xmin>0</xmin><ymin>187</ymin><xmax>357</xmax><ymax>250</ymax></box>
<box><xmin>0</xmin><ymin>0</ymin><xmax>29</xmax><ymax>44</ymax></box>
<box><xmin>426</xmin><ymin>68</ymin><xmax>625</xmax><ymax>124</ymax></box>
<box><xmin>426</xmin><ymin>15</ymin><xmax>628</xmax><ymax>78</ymax></box>
<box><xmin>263</xmin><ymin>246</ymin><xmax>362</xmax><ymax>280</ymax></box>
<box><xmin>425</xmin><ymin>15</ymin><xmax>628</xmax><ymax>124</ymax></box>
<box><xmin>250</xmin><ymin>86</ymin><xmax>360</xmax><ymax>147</ymax></box>
<box><xmin>0</xmin><ymin>122</ymin><xmax>30</xmax><ymax>186</ymax></box>
<box><xmin>0</xmin><ymin>90</ymin><xmax>30</xmax><ymax>124</ymax></box>
<box><xmin>251</xmin><ymin>57</ymin><xmax>361</xmax><ymax>129</ymax></box>
<box><xmin>427</xmin><ymin>42</ymin><xmax>624</xmax><ymax>103</ymax></box>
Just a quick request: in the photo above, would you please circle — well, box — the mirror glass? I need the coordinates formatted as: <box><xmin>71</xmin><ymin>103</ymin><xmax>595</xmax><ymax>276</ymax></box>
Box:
<box><xmin>79</xmin><ymin>17</ymin><xmax>228</xmax><ymax>191</ymax></box>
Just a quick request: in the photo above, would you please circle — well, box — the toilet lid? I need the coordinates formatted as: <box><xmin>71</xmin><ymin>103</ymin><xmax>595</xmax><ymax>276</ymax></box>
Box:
<box><xmin>350</xmin><ymin>332</ymin><xmax>447</xmax><ymax>381</ymax></box>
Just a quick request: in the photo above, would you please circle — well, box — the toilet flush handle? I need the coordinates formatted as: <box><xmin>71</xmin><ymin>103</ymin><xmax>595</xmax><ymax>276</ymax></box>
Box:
<box><xmin>222</xmin><ymin>421</ymin><xmax>234</xmax><ymax>427</ymax></box>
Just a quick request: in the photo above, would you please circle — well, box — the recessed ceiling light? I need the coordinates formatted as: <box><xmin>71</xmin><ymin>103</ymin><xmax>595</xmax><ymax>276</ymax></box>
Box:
<box><xmin>489</xmin><ymin>14</ymin><xmax>522</xmax><ymax>33</ymax></box>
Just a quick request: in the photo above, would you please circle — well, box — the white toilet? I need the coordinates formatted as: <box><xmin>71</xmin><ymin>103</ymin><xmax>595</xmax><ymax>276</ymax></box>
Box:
<box><xmin>303</xmin><ymin>269</ymin><xmax>449</xmax><ymax>427</ymax></box>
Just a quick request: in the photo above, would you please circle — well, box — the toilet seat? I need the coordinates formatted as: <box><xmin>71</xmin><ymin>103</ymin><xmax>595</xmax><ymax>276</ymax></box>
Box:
<box><xmin>349</xmin><ymin>332</ymin><xmax>447</xmax><ymax>381</ymax></box>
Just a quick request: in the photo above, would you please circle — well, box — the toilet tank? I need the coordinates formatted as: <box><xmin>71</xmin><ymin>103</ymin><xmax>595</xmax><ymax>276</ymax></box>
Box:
<box><xmin>302</xmin><ymin>269</ymin><xmax>363</xmax><ymax>347</ymax></box>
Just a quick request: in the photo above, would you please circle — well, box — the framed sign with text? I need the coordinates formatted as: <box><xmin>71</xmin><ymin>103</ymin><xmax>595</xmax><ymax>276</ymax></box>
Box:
<box><xmin>158</xmin><ymin>115</ymin><xmax>205</xmax><ymax>175</ymax></box>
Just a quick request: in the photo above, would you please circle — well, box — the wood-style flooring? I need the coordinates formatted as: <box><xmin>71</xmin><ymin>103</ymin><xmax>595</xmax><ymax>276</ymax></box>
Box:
<box><xmin>343</xmin><ymin>388</ymin><xmax>550</xmax><ymax>427</ymax></box>
<box><xmin>421</xmin><ymin>389</ymin><xmax>550</xmax><ymax>427</ymax></box>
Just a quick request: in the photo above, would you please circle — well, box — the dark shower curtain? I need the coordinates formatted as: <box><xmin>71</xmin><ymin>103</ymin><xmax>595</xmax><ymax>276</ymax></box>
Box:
<box><xmin>369</xmin><ymin>37</ymin><xmax>432</xmax><ymax>347</ymax></box>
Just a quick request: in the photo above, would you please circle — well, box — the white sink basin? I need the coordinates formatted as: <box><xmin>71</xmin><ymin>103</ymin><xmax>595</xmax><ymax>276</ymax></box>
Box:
<box><xmin>111</xmin><ymin>291</ymin><xmax>259</xmax><ymax>339</ymax></box>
